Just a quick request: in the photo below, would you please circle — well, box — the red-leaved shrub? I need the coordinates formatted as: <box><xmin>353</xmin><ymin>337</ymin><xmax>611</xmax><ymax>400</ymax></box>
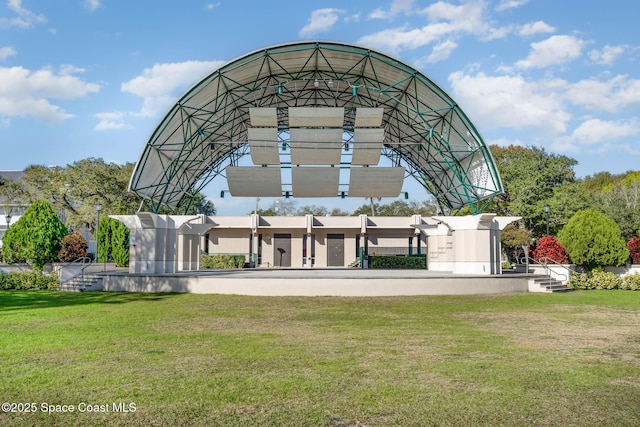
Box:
<box><xmin>58</xmin><ymin>231</ymin><xmax>88</xmax><ymax>262</ymax></box>
<box><xmin>628</xmin><ymin>236</ymin><xmax>640</xmax><ymax>264</ymax></box>
<box><xmin>532</xmin><ymin>235</ymin><xmax>569</xmax><ymax>264</ymax></box>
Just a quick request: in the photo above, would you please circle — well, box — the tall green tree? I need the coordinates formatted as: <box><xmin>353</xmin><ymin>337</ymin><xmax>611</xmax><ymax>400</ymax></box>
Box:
<box><xmin>97</xmin><ymin>217</ymin><xmax>130</xmax><ymax>267</ymax></box>
<box><xmin>2</xmin><ymin>201</ymin><xmax>68</xmax><ymax>271</ymax></box>
<box><xmin>558</xmin><ymin>208</ymin><xmax>629</xmax><ymax>270</ymax></box>
<box><xmin>5</xmin><ymin>159</ymin><xmax>216</xmax><ymax>236</ymax></box>
<box><xmin>591</xmin><ymin>172</ymin><xmax>640</xmax><ymax>240</ymax></box>
<box><xmin>545</xmin><ymin>181</ymin><xmax>595</xmax><ymax>235</ymax></box>
<box><xmin>56</xmin><ymin>159</ymin><xmax>141</xmax><ymax>233</ymax></box>
<box><xmin>500</xmin><ymin>223</ymin><xmax>533</xmax><ymax>262</ymax></box>
<box><xmin>490</xmin><ymin>145</ymin><xmax>578</xmax><ymax>236</ymax></box>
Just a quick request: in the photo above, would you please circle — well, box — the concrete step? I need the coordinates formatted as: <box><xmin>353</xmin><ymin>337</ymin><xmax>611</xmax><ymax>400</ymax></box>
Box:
<box><xmin>528</xmin><ymin>275</ymin><xmax>573</xmax><ymax>293</ymax></box>
<box><xmin>58</xmin><ymin>275</ymin><xmax>102</xmax><ymax>292</ymax></box>
<box><xmin>348</xmin><ymin>260</ymin><xmax>360</xmax><ymax>268</ymax></box>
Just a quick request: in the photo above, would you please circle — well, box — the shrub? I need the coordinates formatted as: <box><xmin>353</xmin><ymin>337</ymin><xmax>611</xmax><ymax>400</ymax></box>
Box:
<box><xmin>58</xmin><ymin>231</ymin><xmax>89</xmax><ymax>262</ymax></box>
<box><xmin>96</xmin><ymin>216</ymin><xmax>113</xmax><ymax>263</ymax></box>
<box><xmin>0</xmin><ymin>271</ymin><xmax>58</xmax><ymax>290</ymax></box>
<box><xmin>201</xmin><ymin>254</ymin><xmax>246</xmax><ymax>269</ymax></box>
<box><xmin>620</xmin><ymin>274</ymin><xmax>640</xmax><ymax>291</ymax></box>
<box><xmin>2</xmin><ymin>201</ymin><xmax>68</xmax><ymax>271</ymax></box>
<box><xmin>566</xmin><ymin>270</ymin><xmax>640</xmax><ymax>291</ymax></box>
<box><xmin>110</xmin><ymin>219</ymin><xmax>130</xmax><ymax>268</ymax></box>
<box><xmin>558</xmin><ymin>208</ymin><xmax>629</xmax><ymax>270</ymax></box>
<box><xmin>567</xmin><ymin>272</ymin><xmax>589</xmax><ymax>290</ymax></box>
<box><xmin>501</xmin><ymin>261</ymin><xmax>514</xmax><ymax>270</ymax></box>
<box><xmin>627</xmin><ymin>236</ymin><xmax>640</xmax><ymax>264</ymax></box>
<box><xmin>588</xmin><ymin>270</ymin><xmax>622</xmax><ymax>290</ymax></box>
<box><xmin>95</xmin><ymin>217</ymin><xmax>130</xmax><ymax>267</ymax></box>
<box><xmin>532</xmin><ymin>235</ymin><xmax>568</xmax><ymax>264</ymax></box>
<box><xmin>369</xmin><ymin>255</ymin><xmax>426</xmax><ymax>269</ymax></box>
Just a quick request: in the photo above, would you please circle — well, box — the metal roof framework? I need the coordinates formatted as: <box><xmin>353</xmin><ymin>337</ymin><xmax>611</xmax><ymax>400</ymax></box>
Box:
<box><xmin>129</xmin><ymin>41</ymin><xmax>503</xmax><ymax>214</ymax></box>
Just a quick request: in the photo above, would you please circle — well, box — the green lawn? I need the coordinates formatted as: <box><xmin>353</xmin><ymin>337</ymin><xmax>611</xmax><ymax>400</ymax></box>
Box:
<box><xmin>1</xmin><ymin>290</ymin><xmax>639</xmax><ymax>426</ymax></box>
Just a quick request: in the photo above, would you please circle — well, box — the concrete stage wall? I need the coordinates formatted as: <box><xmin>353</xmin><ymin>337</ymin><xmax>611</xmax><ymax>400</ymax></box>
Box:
<box><xmin>100</xmin><ymin>269</ymin><xmax>531</xmax><ymax>296</ymax></box>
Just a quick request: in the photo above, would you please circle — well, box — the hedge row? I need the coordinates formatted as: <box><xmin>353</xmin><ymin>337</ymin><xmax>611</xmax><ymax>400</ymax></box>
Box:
<box><xmin>201</xmin><ymin>254</ymin><xmax>246</xmax><ymax>269</ymax></box>
<box><xmin>369</xmin><ymin>255</ymin><xmax>426</xmax><ymax>269</ymax></box>
<box><xmin>0</xmin><ymin>271</ymin><xmax>59</xmax><ymax>290</ymax></box>
<box><xmin>568</xmin><ymin>270</ymin><xmax>640</xmax><ymax>290</ymax></box>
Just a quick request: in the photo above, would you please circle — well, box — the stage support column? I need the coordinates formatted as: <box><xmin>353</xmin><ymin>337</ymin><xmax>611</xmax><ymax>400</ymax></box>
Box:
<box><xmin>415</xmin><ymin>215</ymin><xmax>520</xmax><ymax>275</ymax></box>
<box><xmin>305</xmin><ymin>215</ymin><xmax>314</xmax><ymax>268</ymax></box>
<box><xmin>251</xmin><ymin>214</ymin><xmax>259</xmax><ymax>268</ymax></box>
<box><xmin>111</xmin><ymin>213</ymin><xmax>208</xmax><ymax>274</ymax></box>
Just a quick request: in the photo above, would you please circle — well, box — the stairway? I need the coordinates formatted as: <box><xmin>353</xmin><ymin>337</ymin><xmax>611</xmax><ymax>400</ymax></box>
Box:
<box><xmin>57</xmin><ymin>274</ymin><xmax>103</xmax><ymax>292</ymax></box>
<box><xmin>528</xmin><ymin>275</ymin><xmax>572</xmax><ymax>293</ymax></box>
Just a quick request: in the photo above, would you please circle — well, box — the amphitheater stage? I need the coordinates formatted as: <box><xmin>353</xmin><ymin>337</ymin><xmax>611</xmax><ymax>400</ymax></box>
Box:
<box><xmin>97</xmin><ymin>269</ymin><xmax>535</xmax><ymax>296</ymax></box>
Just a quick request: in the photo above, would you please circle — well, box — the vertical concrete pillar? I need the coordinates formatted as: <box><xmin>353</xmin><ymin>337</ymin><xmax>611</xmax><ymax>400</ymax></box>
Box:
<box><xmin>111</xmin><ymin>213</ymin><xmax>206</xmax><ymax>274</ymax></box>
<box><xmin>305</xmin><ymin>215</ymin><xmax>314</xmax><ymax>268</ymax></box>
<box><xmin>417</xmin><ymin>215</ymin><xmax>520</xmax><ymax>275</ymax></box>
<box><xmin>420</xmin><ymin>219</ymin><xmax>454</xmax><ymax>272</ymax></box>
<box><xmin>251</xmin><ymin>214</ymin><xmax>259</xmax><ymax>268</ymax></box>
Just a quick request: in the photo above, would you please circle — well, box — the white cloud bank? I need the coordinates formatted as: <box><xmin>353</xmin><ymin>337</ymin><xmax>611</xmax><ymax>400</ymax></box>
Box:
<box><xmin>299</xmin><ymin>8</ymin><xmax>344</xmax><ymax>38</ymax></box>
<box><xmin>95</xmin><ymin>59</ymin><xmax>223</xmax><ymax>131</ymax></box>
<box><xmin>514</xmin><ymin>35</ymin><xmax>585</xmax><ymax>69</ymax></box>
<box><xmin>0</xmin><ymin>65</ymin><xmax>99</xmax><ymax>123</ymax></box>
<box><xmin>0</xmin><ymin>0</ymin><xmax>47</xmax><ymax>29</ymax></box>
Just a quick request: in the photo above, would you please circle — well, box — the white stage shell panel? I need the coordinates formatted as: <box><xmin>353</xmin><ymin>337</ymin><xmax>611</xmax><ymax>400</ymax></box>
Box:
<box><xmin>348</xmin><ymin>167</ymin><xmax>405</xmax><ymax>198</ymax></box>
<box><xmin>291</xmin><ymin>167</ymin><xmax>340</xmax><ymax>197</ymax></box>
<box><xmin>226</xmin><ymin>166</ymin><xmax>282</xmax><ymax>197</ymax></box>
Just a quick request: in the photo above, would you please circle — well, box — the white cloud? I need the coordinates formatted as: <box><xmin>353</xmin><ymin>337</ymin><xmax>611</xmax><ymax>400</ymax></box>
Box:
<box><xmin>121</xmin><ymin>60</ymin><xmax>223</xmax><ymax>117</ymax></box>
<box><xmin>299</xmin><ymin>8</ymin><xmax>344</xmax><ymax>38</ymax></box>
<box><xmin>564</xmin><ymin>75</ymin><xmax>640</xmax><ymax>113</ymax></box>
<box><xmin>515</xmin><ymin>35</ymin><xmax>584</xmax><ymax>69</ymax></box>
<box><xmin>369</xmin><ymin>8</ymin><xmax>389</xmax><ymax>20</ymax></box>
<box><xmin>448</xmin><ymin>70</ymin><xmax>570</xmax><ymax>136</ymax></box>
<box><xmin>368</xmin><ymin>0</ymin><xmax>414</xmax><ymax>20</ymax></box>
<box><xmin>83</xmin><ymin>0</ymin><xmax>102</xmax><ymax>12</ymax></box>
<box><xmin>518</xmin><ymin>21</ymin><xmax>555</xmax><ymax>37</ymax></box>
<box><xmin>359</xmin><ymin>25</ymin><xmax>439</xmax><ymax>53</ymax></box>
<box><xmin>344</xmin><ymin>13</ymin><xmax>360</xmax><ymax>24</ymax></box>
<box><xmin>0</xmin><ymin>0</ymin><xmax>47</xmax><ymax>29</ymax></box>
<box><xmin>390</xmin><ymin>0</ymin><xmax>414</xmax><ymax>15</ymax></box>
<box><xmin>424</xmin><ymin>39</ymin><xmax>457</xmax><ymax>63</ymax></box>
<box><xmin>570</xmin><ymin>118</ymin><xmax>639</xmax><ymax>146</ymax></box>
<box><xmin>204</xmin><ymin>2</ymin><xmax>221</xmax><ymax>12</ymax></box>
<box><xmin>448</xmin><ymin>68</ymin><xmax>640</xmax><ymax>157</ymax></box>
<box><xmin>0</xmin><ymin>46</ymin><xmax>16</xmax><ymax>60</ymax></box>
<box><xmin>495</xmin><ymin>0</ymin><xmax>530</xmax><ymax>12</ymax></box>
<box><xmin>359</xmin><ymin>0</ymin><xmax>509</xmax><ymax>54</ymax></box>
<box><xmin>0</xmin><ymin>64</ymin><xmax>99</xmax><ymax>123</ymax></box>
<box><xmin>423</xmin><ymin>0</ymin><xmax>489</xmax><ymax>36</ymax></box>
<box><xmin>94</xmin><ymin>111</ymin><xmax>129</xmax><ymax>131</ymax></box>
<box><xmin>589</xmin><ymin>44</ymin><xmax>627</xmax><ymax>65</ymax></box>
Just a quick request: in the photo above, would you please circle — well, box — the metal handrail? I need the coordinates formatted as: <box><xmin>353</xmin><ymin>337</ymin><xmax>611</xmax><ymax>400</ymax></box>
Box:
<box><xmin>52</xmin><ymin>256</ymin><xmax>92</xmax><ymax>272</ymax></box>
<box><xmin>53</xmin><ymin>256</ymin><xmax>93</xmax><ymax>285</ymax></box>
<box><xmin>520</xmin><ymin>255</ymin><xmax>583</xmax><ymax>284</ymax></box>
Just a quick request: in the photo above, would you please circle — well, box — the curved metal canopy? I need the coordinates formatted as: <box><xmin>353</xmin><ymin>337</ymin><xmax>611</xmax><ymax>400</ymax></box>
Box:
<box><xmin>129</xmin><ymin>41</ymin><xmax>503</xmax><ymax>213</ymax></box>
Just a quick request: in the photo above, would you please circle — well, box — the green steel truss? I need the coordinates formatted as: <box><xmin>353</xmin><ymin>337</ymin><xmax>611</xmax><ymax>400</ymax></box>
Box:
<box><xmin>129</xmin><ymin>41</ymin><xmax>503</xmax><ymax>214</ymax></box>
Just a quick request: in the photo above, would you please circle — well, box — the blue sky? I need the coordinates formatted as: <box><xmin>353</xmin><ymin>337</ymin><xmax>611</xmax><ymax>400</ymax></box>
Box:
<box><xmin>0</xmin><ymin>0</ymin><xmax>638</xmax><ymax>215</ymax></box>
